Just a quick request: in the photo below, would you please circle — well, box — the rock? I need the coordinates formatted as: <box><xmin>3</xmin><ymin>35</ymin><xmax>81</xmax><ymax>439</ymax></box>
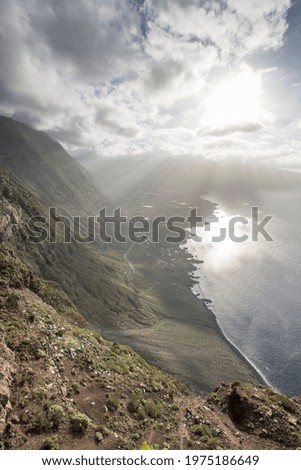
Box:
<box><xmin>11</xmin><ymin>415</ymin><xmax>20</xmax><ymax>424</ymax></box>
<box><xmin>212</xmin><ymin>427</ymin><xmax>222</xmax><ymax>437</ymax></box>
<box><xmin>0</xmin><ymin>384</ymin><xmax>10</xmax><ymax>408</ymax></box>
<box><xmin>60</xmin><ymin>386</ymin><xmax>67</xmax><ymax>397</ymax></box>
<box><xmin>0</xmin><ymin>344</ymin><xmax>14</xmax><ymax>434</ymax></box>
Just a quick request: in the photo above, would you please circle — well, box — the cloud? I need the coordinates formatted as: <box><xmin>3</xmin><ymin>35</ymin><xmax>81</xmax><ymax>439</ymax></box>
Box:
<box><xmin>201</xmin><ymin>122</ymin><xmax>263</xmax><ymax>136</ymax></box>
<box><xmin>0</xmin><ymin>0</ymin><xmax>297</xmax><ymax>162</ymax></box>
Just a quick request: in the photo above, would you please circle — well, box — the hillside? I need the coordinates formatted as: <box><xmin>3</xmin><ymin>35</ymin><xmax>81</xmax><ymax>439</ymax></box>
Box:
<box><xmin>1</xmin><ymin>230</ymin><xmax>301</xmax><ymax>449</ymax></box>
<box><xmin>0</xmin><ymin>116</ymin><xmax>109</xmax><ymax>219</ymax></box>
<box><xmin>0</xmin><ymin>165</ymin><xmax>151</xmax><ymax>331</ymax></box>
<box><xmin>1</xmin><ymin>156</ymin><xmax>301</xmax><ymax>449</ymax></box>
<box><xmin>0</xmin><ymin>118</ymin><xmax>262</xmax><ymax>392</ymax></box>
<box><xmin>0</xmin><ymin>163</ymin><xmax>260</xmax><ymax>392</ymax></box>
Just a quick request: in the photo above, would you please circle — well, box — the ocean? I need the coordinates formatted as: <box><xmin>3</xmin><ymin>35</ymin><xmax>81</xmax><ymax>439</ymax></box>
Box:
<box><xmin>183</xmin><ymin>188</ymin><xmax>301</xmax><ymax>396</ymax></box>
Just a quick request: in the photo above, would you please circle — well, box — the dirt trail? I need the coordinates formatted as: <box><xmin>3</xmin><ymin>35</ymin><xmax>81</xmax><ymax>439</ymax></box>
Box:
<box><xmin>178</xmin><ymin>398</ymin><xmax>190</xmax><ymax>449</ymax></box>
<box><xmin>204</xmin><ymin>405</ymin><xmax>240</xmax><ymax>449</ymax></box>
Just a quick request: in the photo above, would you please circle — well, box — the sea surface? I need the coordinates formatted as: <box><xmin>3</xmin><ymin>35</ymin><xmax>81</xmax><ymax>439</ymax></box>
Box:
<box><xmin>183</xmin><ymin>189</ymin><xmax>301</xmax><ymax>396</ymax></box>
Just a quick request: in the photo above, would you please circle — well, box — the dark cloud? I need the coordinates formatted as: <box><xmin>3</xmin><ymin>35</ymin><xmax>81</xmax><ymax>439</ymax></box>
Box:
<box><xmin>144</xmin><ymin>60</ymin><xmax>185</xmax><ymax>91</ymax></box>
<box><xmin>95</xmin><ymin>109</ymin><xmax>139</xmax><ymax>138</ymax></box>
<box><xmin>27</xmin><ymin>0</ymin><xmax>141</xmax><ymax>82</ymax></box>
<box><xmin>204</xmin><ymin>122</ymin><xmax>263</xmax><ymax>136</ymax></box>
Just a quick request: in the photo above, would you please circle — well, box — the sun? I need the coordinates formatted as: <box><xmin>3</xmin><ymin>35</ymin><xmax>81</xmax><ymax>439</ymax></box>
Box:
<box><xmin>204</xmin><ymin>68</ymin><xmax>262</xmax><ymax>128</ymax></box>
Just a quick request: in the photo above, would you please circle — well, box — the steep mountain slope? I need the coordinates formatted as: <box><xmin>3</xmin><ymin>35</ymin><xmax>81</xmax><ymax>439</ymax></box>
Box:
<box><xmin>0</xmin><ymin>165</ymin><xmax>261</xmax><ymax>391</ymax></box>
<box><xmin>0</xmin><ymin>165</ymin><xmax>148</xmax><ymax>331</ymax></box>
<box><xmin>0</xmin><ymin>116</ymin><xmax>109</xmax><ymax>218</ymax></box>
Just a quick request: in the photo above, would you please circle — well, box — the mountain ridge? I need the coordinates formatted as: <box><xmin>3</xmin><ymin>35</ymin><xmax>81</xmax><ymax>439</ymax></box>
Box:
<box><xmin>0</xmin><ymin>116</ymin><xmax>109</xmax><ymax>219</ymax></box>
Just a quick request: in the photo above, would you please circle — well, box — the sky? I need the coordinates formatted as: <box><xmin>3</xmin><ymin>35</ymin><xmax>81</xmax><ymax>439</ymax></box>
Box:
<box><xmin>0</xmin><ymin>0</ymin><xmax>300</xmax><ymax>167</ymax></box>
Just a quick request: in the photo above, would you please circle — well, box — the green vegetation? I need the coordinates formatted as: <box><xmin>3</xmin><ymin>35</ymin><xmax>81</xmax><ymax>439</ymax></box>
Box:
<box><xmin>268</xmin><ymin>393</ymin><xmax>298</xmax><ymax>414</ymax></box>
<box><xmin>127</xmin><ymin>395</ymin><xmax>162</xmax><ymax>420</ymax></box>
<box><xmin>95</xmin><ymin>432</ymin><xmax>103</xmax><ymax>443</ymax></box>
<box><xmin>1</xmin><ymin>152</ymin><xmax>301</xmax><ymax>451</ymax></box>
<box><xmin>143</xmin><ymin>400</ymin><xmax>162</xmax><ymax>419</ymax></box>
<box><xmin>193</xmin><ymin>423</ymin><xmax>213</xmax><ymax>438</ymax></box>
<box><xmin>107</xmin><ymin>396</ymin><xmax>119</xmax><ymax>412</ymax></box>
<box><xmin>96</xmin><ymin>425</ymin><xmax>110</xmax><ymax>437</ymax></box>
<box><xmin>27</xmin><ymin>412</ymin><xmax>48</xmax><ymax>434</ymax></box>
<box><xmin>141</xmin><ymin>441</ymin><xmax>155</xmax><ymax>450</ymax></box>
<box><xmin>70</xmin><ymin>413</ymin><xmax>90</xmax><ymax>434</ymax></box>
<box><xmin>49</xmin><ymin>405</ymin><xmax>65</xmax><ymax>430</ymax></box>
<box><xmin>192</xmin><ymin>424</ymin><xmax>220</xmax><ymax>450</ymax></box>
<box><xmin>41</xmin><ymin>435</ymin><xmax>60</xmax><ymax>450</ymax></box>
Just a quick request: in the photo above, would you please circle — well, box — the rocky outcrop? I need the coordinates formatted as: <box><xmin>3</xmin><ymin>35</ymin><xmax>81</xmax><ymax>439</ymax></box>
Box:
<box><xmin>0</xmin><ymin>341</ymin><xmax>14</xmax><ymax>435</ymax></box>
<box><xmin>210</xmin><ymin>382</ymin><xmax>301</xmax><ymax>448</ymax></box>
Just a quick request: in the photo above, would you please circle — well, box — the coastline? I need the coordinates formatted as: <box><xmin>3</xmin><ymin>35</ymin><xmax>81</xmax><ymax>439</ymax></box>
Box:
<box><xmin>193</xmin><ymin>282</ymin><xmax>269</xmax><ymax>387</ymax></box>
<box><xmin>179</xmin><ymin>199</ymin><xmax>271</xmax><ymax>388</ymax></box>
<box><xmin>104</xmin><ymin>234</ymin><xmax>264</xmax><ymax>393</ymax></box>
<box><xmin>181</xmin><ymin>245</ymin><xmax>267</xmax><ymax>387</ymax></box>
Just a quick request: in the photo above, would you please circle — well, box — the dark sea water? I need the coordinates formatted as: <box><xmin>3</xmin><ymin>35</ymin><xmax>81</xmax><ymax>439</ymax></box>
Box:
<box><xmin>183</xmin><ymin>189</ymin><xmax>301</xmax><ymax>396</ymax></box>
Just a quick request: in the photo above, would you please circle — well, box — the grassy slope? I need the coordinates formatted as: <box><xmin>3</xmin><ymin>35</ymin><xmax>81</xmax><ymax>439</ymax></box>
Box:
<box><xmin>0</xmin><ymin>163</ymin><xmax>260</xmax><ymax>391</ymax></box>
<box><xmin>1</xmin><ymin>246</ymin><xmax>301</xmax><ymax>450</ymax></box>
<box><xmin>105</xmin><ymin>241</ymin><xmax>262</xmax><ymax>392</ymax></box>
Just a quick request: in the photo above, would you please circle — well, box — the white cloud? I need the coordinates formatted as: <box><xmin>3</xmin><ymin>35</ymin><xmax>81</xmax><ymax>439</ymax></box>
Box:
<box><xmin>0</xmin><ymin>0</ymin><xmax>299</xmax><ymax>163</ymax></box>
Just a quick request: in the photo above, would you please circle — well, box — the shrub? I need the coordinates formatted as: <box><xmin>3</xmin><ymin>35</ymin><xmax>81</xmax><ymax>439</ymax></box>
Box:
<box><xmin>143</xmin><ymin>400</ymin><xmax>162</xmax><ymax>419</ymax></box>
<box><xmin>141</xmin><ymin>441</ymin><xmax>154</xmax><ymax>450</ymax></box>
<box><xmin>70</xmin><ymin>412</ymin><xmax>90</xmax><ymax>434</ymax></box>
<box><xmin>49</xmin><ymin>405</ymin><xmax>64</xmax><ymax>430</ymax></box>
<box><xmin>96</xmin><ymin>425</ymin><xmax>110</xmax><ymax>437</ymax></box>
<box><xmin>71</xmin><ymin>383</ymin><xmax>81</xmax><ymax>395</ymax></box>
<box><xmin>41</xmin><ymin>435</ymin><xmax>60</xmax><ymax>450</ymax></box>
<box><xmin>127</xmin><ymin>397</ymin><xmax>140</xmax><ymax>414</ymax></box>
<box><xmin>27</xmin><ymin>412</ymin><xmax>48</xmax><ymax>434</ymax></box>
<box><xmin>137</xmin><ymin>406</ymin><xmax>147</xmax><ymax>420</ymax></box>
<box><xmin>107</xmin><ymin>396</ymin><xmax>119</xmax><ymax>412</ymax></box>
<box><xmin>193</xmin><ymin>424</ymin><xmax>213</xmax><ymax>438</ymax></box>
<box><xmin>95</xmin><ymin>432</ymin><xmax>103</xmax><ymax>443</ymax></box>
<box><xmin>206</xmin><ymin>437</ymin><xmax>220</xmax><ymax>450</ymax></box>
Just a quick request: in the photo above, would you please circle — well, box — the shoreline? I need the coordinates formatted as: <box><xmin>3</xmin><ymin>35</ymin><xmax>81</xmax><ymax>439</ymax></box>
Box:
<box><xmin>183</xmin><ymin>253</ymin><xmax>266</xmax><ymax>387</ymax></box>
<box><xmin>181</xmin><ymin>241</ymin><xmax>270</xmax><ymax>389</ymax></box>
<box><xmin>198</xmin><ymin>291</ymin><xmax>269</xmax><ymax>387</ymax></box>
<box><xmin>104</xmin><ymin>233</ymin><xmax>265</xmax><ymax>393</ymax></box>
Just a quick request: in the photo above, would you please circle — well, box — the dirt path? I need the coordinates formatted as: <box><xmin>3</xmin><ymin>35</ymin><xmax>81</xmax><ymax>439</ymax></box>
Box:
<box><xmin>178</xmin><ymin>398</ymin><xmax>190</xmax><ymax>450</ymax></box>
<box><xmin>204</xmin><ymin>405</ymin><xmax>240</xmax><ymax>449</ymax></box>
<box><xmin>146</xmin><ymin>426</ymin><xmax>155</xmax><ymax>447</ymax></box>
